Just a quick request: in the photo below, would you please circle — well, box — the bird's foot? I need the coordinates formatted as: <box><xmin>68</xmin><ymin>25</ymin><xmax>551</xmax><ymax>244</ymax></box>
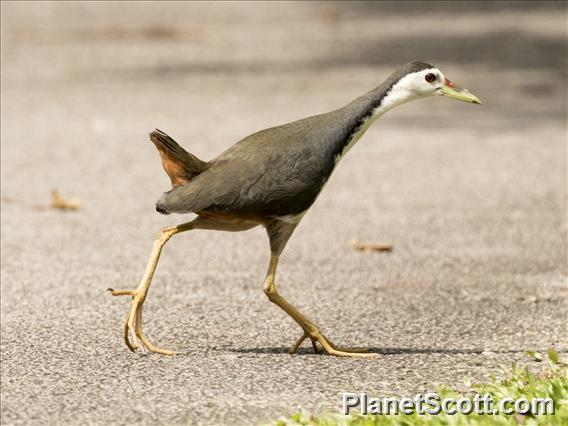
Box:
<box><xmin>107</xmin><ymin>288</ymin><xmax>176</xmax><ymax>355</ymax></box>
<box><xmin>289</xmin><ymin>331</ymin><xmax>377</xmax><ymax>358</ymax></box>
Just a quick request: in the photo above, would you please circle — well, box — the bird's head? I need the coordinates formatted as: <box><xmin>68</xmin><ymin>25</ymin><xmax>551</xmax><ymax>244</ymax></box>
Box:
<box><xmin>383</xmin><ymin>61</ymin><xmax>482</xmax><ymax>108</ymax></box>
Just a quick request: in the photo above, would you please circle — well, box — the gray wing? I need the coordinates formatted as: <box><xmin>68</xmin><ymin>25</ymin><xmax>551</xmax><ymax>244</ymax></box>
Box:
<box><xmin>156</xmin><ymin>99</ymin><xmax>371</xmax><ymax>217</ymax></box>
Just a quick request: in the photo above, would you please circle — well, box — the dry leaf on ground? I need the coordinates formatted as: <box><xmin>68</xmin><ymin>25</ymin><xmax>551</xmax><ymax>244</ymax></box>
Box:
<box><xmin>350</xmin><ymin>238</ymin><xmax>393</xmax><ymax>253</ymax></box>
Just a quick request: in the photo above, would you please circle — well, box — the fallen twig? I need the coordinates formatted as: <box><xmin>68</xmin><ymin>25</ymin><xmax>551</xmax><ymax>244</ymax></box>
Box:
<box><xmin>350</xmin><ymin>238</ymin><xmax>393</xmax><ymax>253</ymax></box>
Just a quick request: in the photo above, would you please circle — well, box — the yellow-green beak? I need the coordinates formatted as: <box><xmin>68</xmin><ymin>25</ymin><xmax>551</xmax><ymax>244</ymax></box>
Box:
<box><xmin>441</xmin><ymin>79</ymin><xmax>482</xmax><ymax>104</ymax></box>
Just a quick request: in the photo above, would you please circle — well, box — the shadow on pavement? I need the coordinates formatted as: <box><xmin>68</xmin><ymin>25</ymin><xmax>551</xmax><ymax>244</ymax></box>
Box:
<box><xmin>224</xmin><ymin>347</ymin><xmax>551</xmax><ymax>356</ymax></box>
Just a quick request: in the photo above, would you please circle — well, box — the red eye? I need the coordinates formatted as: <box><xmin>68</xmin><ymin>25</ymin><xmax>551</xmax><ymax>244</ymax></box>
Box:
<box><xmin>425</xmin><ymin>73</ymin><xmax>436</xmax><ymax>83</ymax></box>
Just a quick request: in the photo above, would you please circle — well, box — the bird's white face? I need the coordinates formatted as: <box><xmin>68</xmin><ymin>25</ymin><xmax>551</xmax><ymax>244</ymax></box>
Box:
<box><xmin>380</xmin><ymin>67</ymin><xmax>481</xmax><ymax>113</ymax></box>
<box><xmin>398</xmin><ymin>68</ymin><xmax>446</xmax><ymax>97</ymax></box>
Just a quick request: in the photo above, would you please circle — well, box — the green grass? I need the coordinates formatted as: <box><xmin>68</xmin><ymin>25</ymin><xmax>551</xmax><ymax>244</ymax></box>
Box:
<box><xmin>272</xmin><ymin>349</ymin><xmax>568</xmax><ymax>426</ymax></box>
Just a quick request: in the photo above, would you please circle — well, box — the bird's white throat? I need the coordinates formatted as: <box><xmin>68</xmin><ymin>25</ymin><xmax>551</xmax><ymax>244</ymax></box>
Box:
<box><xmin>335</xmin><ymin>70</ymin><xmax>435</xmax><ymax>163</ymax></box>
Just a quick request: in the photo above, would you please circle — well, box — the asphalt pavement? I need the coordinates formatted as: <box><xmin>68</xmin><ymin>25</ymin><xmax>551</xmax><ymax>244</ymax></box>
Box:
<box><xmin>1</xmin><ymin>2</ymin><xmax>566</xmax><ymax>425</ymax></box>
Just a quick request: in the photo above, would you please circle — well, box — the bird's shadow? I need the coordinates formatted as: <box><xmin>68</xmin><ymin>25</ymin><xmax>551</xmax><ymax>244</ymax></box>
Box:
<box><xmin>224</xmin><ymin>347</ymin><xmax>533</xmax><ymax>356</ymax></box>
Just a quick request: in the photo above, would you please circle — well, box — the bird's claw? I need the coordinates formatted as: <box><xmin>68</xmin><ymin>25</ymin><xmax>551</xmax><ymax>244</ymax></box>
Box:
<box><xmin>108</xmin><ymin>288</ymin><xmax>136</xmax><ymax>297</ymax></box>
<box><xmin>288</xmin><ymin>331</ymin><xmax>377</xmax><ymax>358</ymax></box>
<box><xmin>109</xmin><ymin>288</ymin><xmax>176</xmax><ymax>355</ymax></box>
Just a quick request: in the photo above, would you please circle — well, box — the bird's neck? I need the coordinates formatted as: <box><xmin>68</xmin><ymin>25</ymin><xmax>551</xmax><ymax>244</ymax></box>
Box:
<box><xmin>335</xmin><ymin>84</ymin><xmax>417</xmax><ymax>161</ymax></box>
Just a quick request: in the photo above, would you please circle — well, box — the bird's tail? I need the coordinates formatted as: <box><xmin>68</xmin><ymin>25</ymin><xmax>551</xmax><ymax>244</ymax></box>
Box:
<box><xmin>149</xmin><ymin>129</ymin><xmax>209</xmax><ymax>188</ymax></box>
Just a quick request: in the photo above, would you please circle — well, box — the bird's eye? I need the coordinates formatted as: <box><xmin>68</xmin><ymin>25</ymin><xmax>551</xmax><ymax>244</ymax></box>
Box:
<box><xmin>425</xmin><ymin>73</ymin><xmax>436</xmax><ymax>83</ymax></box>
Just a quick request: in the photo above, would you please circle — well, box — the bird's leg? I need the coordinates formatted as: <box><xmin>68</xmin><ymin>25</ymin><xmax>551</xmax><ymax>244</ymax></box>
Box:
<box><xmin>108</xmin><ymin>221</ymin><xmax>194</xmax><ymax>355</ymax></box>
<box><xmin>263</xmin><ymin>255</ymin><xmax>376</xmax><ymax>358</ymax></box>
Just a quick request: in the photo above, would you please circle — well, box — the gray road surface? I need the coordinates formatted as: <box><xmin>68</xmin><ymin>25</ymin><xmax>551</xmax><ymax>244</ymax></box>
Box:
<box><xmin>1</xmin><ymin>2</ymin><xmax>567</xmax><ymax>425</ymax></box>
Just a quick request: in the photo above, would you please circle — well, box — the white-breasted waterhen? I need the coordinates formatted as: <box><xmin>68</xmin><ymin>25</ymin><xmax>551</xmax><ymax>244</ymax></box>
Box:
<box><xmin>109</xmin><ymin>61</ymin><xmax>481</xmax><ymax>357</ymax></box>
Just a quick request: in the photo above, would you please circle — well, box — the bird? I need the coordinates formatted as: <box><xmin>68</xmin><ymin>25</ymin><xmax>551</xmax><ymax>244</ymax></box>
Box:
<box><xmin>109</xmin><ymin>61</ymin><xmax>481</xmax><ymax>357</ymax></box>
